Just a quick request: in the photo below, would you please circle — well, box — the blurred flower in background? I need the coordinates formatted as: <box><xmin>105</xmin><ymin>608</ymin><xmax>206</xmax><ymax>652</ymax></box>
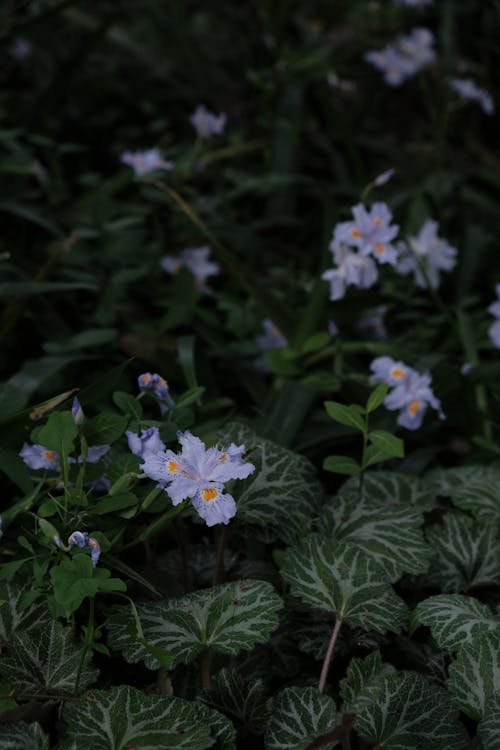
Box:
<box><xmin>190</xmin><ymin>105</ymin><xmax>227</xmax><ymax>139</ymax></box>
<box><xmin>450</xmin><ymin>78</ymin><xmax>495</xmax><ymax>115</ymax></box>
<box><xmin>160</xmin><ymin>246</ymin><xmax>220</xmax><ymax>290</ymax></box>
<box><xmin>365</xmin><ymin>28</ymin><xmax>435</xmax><ymax>86</ymax></box>
<box><xmin>396</xmin><ymin>219</ymin><xmax>457</xmax><ymax>289</ymax></box>
<box><xmin>120</xmin><ymin>148</ymin><xmax>174</xmax><ymax>177</ymax></box>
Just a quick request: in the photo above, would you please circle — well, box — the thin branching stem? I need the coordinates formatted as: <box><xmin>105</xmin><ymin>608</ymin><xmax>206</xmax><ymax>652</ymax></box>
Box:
<box><xmin>318</xmin><ymin>615</ymin><xmax>343</xmax><ymax>694</ymax></box>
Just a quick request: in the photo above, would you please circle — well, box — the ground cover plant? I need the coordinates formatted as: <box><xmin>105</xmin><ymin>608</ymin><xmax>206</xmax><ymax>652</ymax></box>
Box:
<box><xmin>1</xmin><ymin>0</ymin><xmax>500</xmax><ymax>747</ymax></box>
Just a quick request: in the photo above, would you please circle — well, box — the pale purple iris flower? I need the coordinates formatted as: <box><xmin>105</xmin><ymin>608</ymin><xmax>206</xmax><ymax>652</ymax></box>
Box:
<box><xmin>371</xmin><ymin>356</ymin><xmax>444</xmax><ymax>430</ymax></box>
<box><xmin>19</xmin><ymin>444</ymin><xmax>61</xmax><ymax>471</ymax></box>
<box><xmin>137</xmin><ymin>373</ymin><xmax>175</xmax><ymax>414</ymax></box>
<box><xmin>190</xmin><ymin>105</ymin><xmax>227</xmax><ymax>139</ymax></box>
<box><xmin>396</xmin><ymin>219</ymin><xmax>457</xmax><ymax>289</ymax></box>
<box><xmin>56</xmin><ymin>531</ymin><xmax>101</xmax><ymax>566</ymax></box>
<box><xmin>141</xmin><ymin>430</ymin><xmax>255</xmax><ymax>526</ymax></box>
<box><xmin>160</xmin><ymin>246</ymin><xmax>219</xmax><ymax>291</ymax></box>
<box><xmin>71</xmin><ymin>396</ymin><xmax>85</xmax><ymax>426</ymax></box>
<box><xmin>256</xmin><ymin>320</ymin><xmax>288</xmax><ymax>350</ymax></box>
<box><xmin>393</xmin><ymin>0</ymin><xmax>433</xmax><ymax>7</ymax></box>
<box><xmin>120</xmin><ymin>148</ymin><xmax>174</xmax><ymax>177</ymax></box>
<box><xmin>322</xmin><ymin>245</ymin><xmax>379</xmax><ymax>301</ymax></box>
<box><xmin>331</xmin><ymin>203</ymin><xmax>400</xmax><ymax>265</ymax></box>
<box><xmin>450</xmin><ymin>78</ymin><xmax>495</xmax><ymax>116</ymax></box>
<box><xmin>373</xmin><ymin>168</ymin><xmax>395</xmax><ymax>187</ymax></box>
<box><xmin>126</xmin><ymin>427</ymin><xmax>166</xmax><ymax>460</ymax></box>
<box><xmin>488</xmin><ymin>284</ymin><xmax>500</xmax><ymax>348</ymax></box>
<box><xmin>365</xmin><ymin>28</ymin><xmax>435</xmax><ymax>86</ymax></box>
<box><xmin>19</xmin><ymin>443</ymin><xmax>110</xmax><ymax>470</ymax></box>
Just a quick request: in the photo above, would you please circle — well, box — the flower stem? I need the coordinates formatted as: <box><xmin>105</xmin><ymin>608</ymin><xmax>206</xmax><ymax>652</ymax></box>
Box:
<box><xmin>318</xmin><ymin>616</ymin><xmax>343</xmax><ymax>694</ymax></box>
<box><xmin>212</xmin><ymin>525</ymin><xmax>228</xmax><ymax>586</ymax></box>
<box><xmin>201</xmin><ymin>647</ymin><xmax>212</xmax><ymax>690</ymax></box>
<box><xmin>74</xmin><ymin>597</ymin><xmax>94</xmax><ymax>695</ymax></box>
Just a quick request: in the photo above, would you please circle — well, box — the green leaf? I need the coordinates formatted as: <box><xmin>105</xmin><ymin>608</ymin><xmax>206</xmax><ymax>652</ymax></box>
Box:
<box><xmin>173</xmin><ymin>386</ymin><xmax>206</xmax><ymax>409</ymax></box>
<box><xmin>219</xmin><ymin>423</ymin><xmax>322</xmax><ymax>545</ymax></box>
<box><xmin>264</xmin><ymin>686</ymin><xmax>337</xmax><ymax>750</ymax></box>
<box><xmin>0</xmin><ymin>722</ymin><xmax>49</xmax><ymax>749</ymax></box>
<box><xmin>448</xmin><ymin>630</ymin><xmax>500</xmax><ymax>720</ymax></box>
<box><xmin>0</xmin><ymin>621</ymin><xmax>98</xmax><ymax>695</ymax></box>
<box><xmin>339</xmin><ymin>471</ymin><xmax>436</xmax><ymax>511</ymax></box>
<box><xmin>50</xmin><ymin>555</ymin><xmax>126</xmax><ymax>617</ymax></box>
<box><xmin>425</xmin><ymin>513</ymin><xmax>500</xmax><ymax>592</ymax></box>
<box><xmin>366</xmin><ymin>383</ymin><xmax>389</xmax><ymax>414</ymax></box>
<box><xmin>321</xmin><ymin>496</ymin><xmax>430</xmax><ymax>581</ymax></box>
<box><xmin>107</xmin><ymin>580</ymin><xmax>283</xmax><ymax>669</ymax></box>
<box><xmin>92</xmin><ymin>492</ymin><xmax>138</xmax><ymax>515</ymax></box>
<box><xmin>280</xmin><ymin>536</ymin><xmax>407</xmax><ymax>633</ymax></box>
<box><xmin>478</xmin><ymin>692</ymin><xmax>500</xmax><ymax>750</ymax></box>
<box><xmin>323</xmin><ymin>455</ymin><xmax>361</xmax><ymax>476</ymax></box>
<box><xmin>368</xmin><ymin>430</ymin><xmax>404</xmax><ymax>459</ymax></box>
<box><xmin>0</xmin><ymin>449</ymin><xmax>33</xmax><ymax>493</ymax></box>
<box><xmin>410</xmin><ymin>594</ymin><xmax>500</xmax><ymax>650</ymax></box>
<box><xmin>201</xmin><ymin>668</ymin><xmax>269</xmax><ymax>734</ymax></box>
<box><xmin>83</xmin><ymin>412</ymin><xmax>128</xmax><ymax>444</ymax></box>
<box><xmin>0</xmin><ymin>581</ymin><xmax>49</xmax><ymax>644</ymax></box>
<box><xmin>36</xmin><ymin>411</ymin><xmax>77</xmax><ymax>457</ymax></box>
<box><xmin>112</xmin><ymin>390</ymin><xmax>142</xmax><ymax>419</ymax></box>
<box><xmin>324</xmin><ymin>401</ymin><xmax>365</xmax><ymax>432</ymax></box>
<box><xmin>354</xmin><ymin>672</ymin><xmax>468</xmax><ymax>750</ymax></box>
<box><xmin>61</xmin><ymin>686</ymin><xmax>216</xmax><ymax>749</ymax></box>
<box><xmin>339</xmin><ymin>651</ymin><xmax>396</xmax><ymax>713</ymax></box>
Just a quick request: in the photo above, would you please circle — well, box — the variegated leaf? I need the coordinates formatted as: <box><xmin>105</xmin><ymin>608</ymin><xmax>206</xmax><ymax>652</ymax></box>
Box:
<box><xmin>339</xmin><ymin>651</ymin><xmax>396</xmax><ymax>713</ymax></box>
<box><xmin>448</xmin><ymin>631</ymin><xmax>500</xmax><ymax>720</ymax></box>
<box><xmin>425</xmin><ymin>466</ymin><xmax>500</xmax><ymax>521</ymax></box>
<box><xmin>201</xmin><ymin>668</ymin><xmax>269</xmax><ymax>733</ymax></box>
<box><xmin>321</xmin><ymin>496</ymin><xmax>430</xmax><ymax>581</ymax></box>
<box><xmin>264</xmin><ymin>686</ymin><xmax>337</xmax><ymax>750</ymax></box>
<box><xmin>0</xmin><ymin>581</ymin><xmax>49</xmax><ymax>643</ymax></box>
<box><xmin>107</xmin><ymin>579</ymin><xmax>283</xmax><ymax>669</ymax></box>
<box><xmin>410</xmin><ymin>594</ymin><xmax>500</xmax><ymax>650</ymax></box>
<box><xmin>354</xmin><ymin>671</ymin><xmax>468</xmax><ymax>749</ymax></box>
<box><xmin>478</xmin><ymin>692</ymin><xmax>500</xmax><ymax>750</ymax></box>
<box><xmin>0</xmin><ymin>722</ymin><xmax>48</xmax><ymax>750</ymax></box>
<box><xmin>280</xmin><ymin>536</ymin><xmax>407</xmax><ymax>633</ymax></box>
<box><xmin>339</xmin><ymin>471</ymin><xmax>436</xmax><ymax>511</ymax></box>
<box><xmin>60</xmin><ymin>686</ymin><xmax>216</xmax><ymax>749</ymax></box>
<box><xmin>425</xmin><ymin>514</ymin><xmax>500</xmax><ymax>592</ymax></box>
<box><xmin>219</xmin><ymin>423</ymin><xmax>322</xmax><ymax>544</ymax></box>
<box><xmin>0</xmin><ymin>621</ymin><xmax>98</xmax><ymax>694</ymax></box>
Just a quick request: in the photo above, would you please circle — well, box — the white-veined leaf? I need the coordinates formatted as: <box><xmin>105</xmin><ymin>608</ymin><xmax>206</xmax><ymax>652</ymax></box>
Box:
<box><xmin>448</xmin><ymin>630</ymin><xmax>500</xmax><ymax>721</ymax></box>
<box><xmin>60</xmin><ymin>686</ymin><xmax>217</xmax><ymax>749</ymax></box>
<box><xmin>425</xmin><ymin>466</ymin><xmax>500</xmax><ymax>521</ymax></box>
<box><xmin>201</xmin><ymin>668</ymin><xmax>269</xmax><ymax>734</ymax></box>
<box><xmin>339</xmin><ymin>471</ymin><xmax>436</xmax><ymax>511</ymax></box>
<box><xmin>280</xmin><ymin>536</ymin><xmax>407</xmax><ymax>633</ymax></box>
<box><xmin>354</xmin><ymin>671</ymin><xmax>468</xmax><ymax>750</ymax></box>
<box><xmin>0</xmin><ymin>722</ymin><xmax>48</xmax><ymax>749</ymax></box>
<box><xmin>425</xmin><ymin>514</ymin><xmax>500</xmax><ymax>592</ymax></box>
<box><xmin>321</xmin><ymin>496</ymin><xmax>430</xmax><ymax>581</ymax></box>
<box><xmin>218</xmin><ymin>423</ymin><xmax>322</xmax><ymax>544</ymax></box>
<box><xmin>478</xmin><ymin>692</ymin><xmax>500</xmax><ymax>750</ymax></box>
<box><xmin>0</xmin><ymin>621</ymin><xmax>98</xmax><ymax>694</ymax></box>
<box><xmin>339</xmin><ymin>651</ymin><xmax>396</xmax><ymax>713</ymax></box>
<box><xmin>410</xmin><ymin>594</ymin><xmax>500</xmax><ymax>650</ymax></box>
<box><xmin>0</xmin><ymin>581</ymin><xmax>49</xmax><ymax>643</ymax></box>
<box><xmin>107</xmin><ymin>579</ymin><xmax>283</xmax><ymax>669</ymax></box>
<box><xmin>264</xmin><ymin>686</ymin><xmax>337</xmax><ymax>750</ymax></box>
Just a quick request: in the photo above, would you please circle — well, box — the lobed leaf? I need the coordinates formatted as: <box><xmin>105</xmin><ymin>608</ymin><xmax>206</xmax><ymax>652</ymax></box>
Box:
<box><xmin>264</xmin><ymin>686</ymin><xmax>337</xmax><ymax>750</ymax></box>
<box><xmin>280</xmin><ymin>536</ymin><xmax>407</xmax><ymax>633</ymax></box>
<box><xmin>60</xmin><ymin>685</ymin><xmax>217</xmax><ymax>749</ymax></box>
<box><xmin>410</xmin><ymin>594</ymin><xmax>500</xmax><ymax>650</ymax></box>
<box><xmin>107</xmin><ymin>579</ymin><xmax>283</xmax><ymax>669</ymax></box>
<box><xmin>0</xmin><ymin>621</ymin><xmax>98</xmax><ymax>695</ymax></box>
<box><xmin>425</xmin><ymin>514</ymin><xmax>500</xmax><ymax>592</ymax></box>
<box><xmin>354</xmin><ymin>672</ymin><xmax>468</xmax><ymax>750</ymax></box>
<box><xmin>448</xmin><ymin>630</ymin><xmax>500</xmax><ymax>721</ymax></box>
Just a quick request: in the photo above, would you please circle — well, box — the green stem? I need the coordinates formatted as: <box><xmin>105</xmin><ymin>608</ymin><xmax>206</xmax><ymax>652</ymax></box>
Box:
<box><xmin>455</xmin><ymin>309</ymin><xmax>492</xmax><ymax>440</ymax></box>
<box><xmin>318</xmin><ymin>616</ymin><xmax>343</xmax><ymax>694</ymax></box>
<box><xmin>212</xmin><ymin>525</ymin><xmax>228</xmax><ymax>586</ymax></box>
<box><xmin>201</xmin><ymin>647</ymin><xmax>212</xmax><ymax>690</ymax></box>
<box><xmin>74</xmin><ymin>598</ymin><xmax>94</xmax><ymax>695</ymax></box>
